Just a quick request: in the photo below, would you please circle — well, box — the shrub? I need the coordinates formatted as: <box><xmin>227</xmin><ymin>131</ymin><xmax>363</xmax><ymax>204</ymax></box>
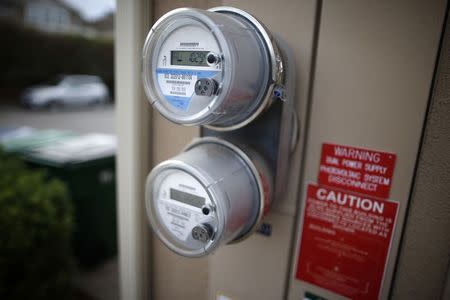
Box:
<box><xmin>0</xmin><ymin>149</ymin><xmax>74</xmax><ymax>300</ymax></box>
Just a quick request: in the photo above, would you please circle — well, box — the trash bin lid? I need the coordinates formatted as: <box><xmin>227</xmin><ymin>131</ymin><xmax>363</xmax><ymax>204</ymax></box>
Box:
<box><xmin>25</xmin><ymin>133</ymin><xmax>116</xmax><ymax>166</ymax></box>
<box><xmin>0</xmin><ymin>127</ymin><xmax>74</xmax><ymax>152</ymax></box>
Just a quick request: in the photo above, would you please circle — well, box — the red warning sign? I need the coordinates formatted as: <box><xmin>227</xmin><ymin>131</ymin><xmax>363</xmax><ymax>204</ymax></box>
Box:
<box><xmin>296</xmin><ymin>184</ymin><xmax>398</xmax><ymax>300</ymax></box>
<box><xmin>318</xmin><ymin>143</ymin><xmax>396</xmax><ymax>199</ymax></box>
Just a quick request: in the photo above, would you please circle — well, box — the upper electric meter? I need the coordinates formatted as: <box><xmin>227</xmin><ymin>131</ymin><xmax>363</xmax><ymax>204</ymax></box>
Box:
<box><xmin>142</xmin><ymin>7</ymin><xmax>283</xmax><ymax>130</ymax></box>
<box><xmin>145</xmin><ymin>138</ymin><xmax>272</xmax><ymax>257</ymax></box>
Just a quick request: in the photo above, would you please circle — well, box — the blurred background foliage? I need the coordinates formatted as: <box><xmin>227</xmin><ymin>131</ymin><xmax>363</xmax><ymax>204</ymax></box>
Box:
<box><xmin>0</xmin><ymin>148</ymin><xmax>75</xmax><ymax>300</ymax></box>
<box><xmin>0</xmin><ymin>19</ymin><xmax>114</xmax><ymax>100</ymax></box>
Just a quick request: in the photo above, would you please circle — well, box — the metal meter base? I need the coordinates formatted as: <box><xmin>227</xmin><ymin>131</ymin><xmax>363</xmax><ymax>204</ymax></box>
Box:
<box><xmin>202</xmin><ymin>35</ymin><xmax>297</xmax><ymax>217</ymax></box>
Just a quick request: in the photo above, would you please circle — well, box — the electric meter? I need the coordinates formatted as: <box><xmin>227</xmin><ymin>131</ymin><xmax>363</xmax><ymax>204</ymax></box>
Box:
<box><xmin>142</xmin><ymin>7</ymin><xmax>283</xmax><ymax>130</ymax></box>
<box><xmin>145</xmin><ymin>137</ymin><xmax>272</xmax><ymax>257</ymax></box>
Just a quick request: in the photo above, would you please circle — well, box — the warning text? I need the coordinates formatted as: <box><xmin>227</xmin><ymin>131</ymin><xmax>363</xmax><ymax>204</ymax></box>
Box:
<box><xmin>318</xmin><ymin>143</ymin><xmax>396</xmax><ymax>199</ymax></box>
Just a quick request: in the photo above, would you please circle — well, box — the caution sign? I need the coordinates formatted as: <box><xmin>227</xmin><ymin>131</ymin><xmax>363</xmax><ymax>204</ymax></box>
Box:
<box><xmin>296</xmin><ymin>184</ymin><xmax>398</xmax><ymax>300</ymax></box>
<box><xmin>318</xmin><ymin>143</ymin><xmax>396</xmax><ymax>199</ymax></box>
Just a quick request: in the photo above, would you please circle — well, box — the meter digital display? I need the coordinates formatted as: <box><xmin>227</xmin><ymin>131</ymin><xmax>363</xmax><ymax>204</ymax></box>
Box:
<box><xmin>145</xmin><ymin>137</ymin><xmax>273</xmax><ymax>257</ymax></box>
<box><xmin>142</xmin><ymin>7</ymin><xmax>283</xmax><ymax>130</ymax></box>
<box><xmin>171</xmin><ymin>51</ymin><xmax>209</xmax><ymax>66</ymax></box>
<box><xmin>170</xmin><ymin>188</ymin><xmax>205</xmax><ymax>208</ymax></box>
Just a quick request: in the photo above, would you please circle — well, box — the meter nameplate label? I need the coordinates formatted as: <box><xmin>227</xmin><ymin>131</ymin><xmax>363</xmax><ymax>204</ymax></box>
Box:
<box><xmin>159</xmin><ymin>200</ymin><xmax>201</xmax><ymax>241</ymax></box>
<box><xmin>156</xmin><ymin>68</ymin><xmax>218</xmax><ymax>111</ymax></box>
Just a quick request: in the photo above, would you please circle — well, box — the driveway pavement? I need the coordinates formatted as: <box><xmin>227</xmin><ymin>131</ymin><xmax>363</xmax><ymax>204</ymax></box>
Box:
<box><xmin>0</xmin><ymin>102</ymin><xmax>115</xmax><ymax>134</ymax></box>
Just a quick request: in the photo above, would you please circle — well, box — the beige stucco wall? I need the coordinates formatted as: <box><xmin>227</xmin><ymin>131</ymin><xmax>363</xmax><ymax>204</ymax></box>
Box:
<box><xmin>119</xmin><ymin>1</ymin><xmax>449</xmax><ymax>299</ymax></box>
<box><xmin>287</xmin><ymin>1</ymin><xmax>447</xmax><ymax>299</ymax></box>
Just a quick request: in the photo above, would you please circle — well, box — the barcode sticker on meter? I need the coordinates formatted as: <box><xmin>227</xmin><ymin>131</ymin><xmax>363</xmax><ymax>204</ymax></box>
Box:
<box><xmin>156</xmin><ymin>68</ymin><xmax>218</xmax><ymax>111</ymax></box>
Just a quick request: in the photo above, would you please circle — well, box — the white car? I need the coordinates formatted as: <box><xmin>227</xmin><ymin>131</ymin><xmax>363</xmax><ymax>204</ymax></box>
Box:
<box><xmin>21</xmin><ymin>75</ymin><xmax>110</xmax><ymax>109</ymax></box>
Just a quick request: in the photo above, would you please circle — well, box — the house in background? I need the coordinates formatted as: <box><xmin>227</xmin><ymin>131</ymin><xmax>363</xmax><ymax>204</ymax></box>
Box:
<box><xmin>0</xmin><ymin>0</ymin><xmax>113</xmax><ymax>38</ymax></box>
<box><xmin>23</xmin><ymin>0</ymin><xmax>84</xmax><ymax>34</ymax></box>
<box><xmin>89</xmin><ymin>11</ymin><xmax>114</xmax><ymax>39</ymax></box>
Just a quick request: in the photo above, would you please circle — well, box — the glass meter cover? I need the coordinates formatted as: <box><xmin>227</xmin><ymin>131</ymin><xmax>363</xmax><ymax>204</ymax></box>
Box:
<box><xmin>145</xmin><ymin>138</ymin><xmax>273</xmax><ymax>257</ymax></box>
<box><xmin>142</xmin><ymin>7</ymin><xmax>282</xmax><ymax>130</ymax></box>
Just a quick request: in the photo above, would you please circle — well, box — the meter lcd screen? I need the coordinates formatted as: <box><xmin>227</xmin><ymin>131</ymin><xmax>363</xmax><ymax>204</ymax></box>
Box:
<box><xmin>170</xmin><ymin>188</ymin><xmax>205</xmax><ymax>208</ymax></box>
<box><xmin>171</xmin><ymin>51</ymin><xmax>209</xmax><ymax>66</ymax></box>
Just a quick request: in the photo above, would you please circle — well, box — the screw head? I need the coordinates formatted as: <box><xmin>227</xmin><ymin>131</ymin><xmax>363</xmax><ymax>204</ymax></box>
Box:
<box><xmin>202</xmin><ymin>206</ymin><xmax>210</xmax><ymax>215</ymax></box>
<box><xmin>206</xmin><ymin>52</ymin><xmax>220</xmax><ymax>66</ymax></box>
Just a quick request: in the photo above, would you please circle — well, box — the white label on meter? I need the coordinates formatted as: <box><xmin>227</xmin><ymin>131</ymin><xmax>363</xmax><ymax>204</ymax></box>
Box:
<box><xmin>156</xmin><ymin>68</ymin><xmax>218</xmax><ymax>111</ymax></box>
<box><xmin>158</xmin><ymin>199</ymin><xmax>202</xmax><ymax>241</ymax></box>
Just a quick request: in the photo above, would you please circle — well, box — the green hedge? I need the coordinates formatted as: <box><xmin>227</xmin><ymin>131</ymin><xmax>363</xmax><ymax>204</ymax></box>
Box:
<box><xmin>0</xmin><ymin>149</ymin><xmax>74</xmax><ymax>300</ymax></box>
<box><xmin>0</xmin><ymin>20</ymin><xmax>114</xmax><ymax>100</ymax></box>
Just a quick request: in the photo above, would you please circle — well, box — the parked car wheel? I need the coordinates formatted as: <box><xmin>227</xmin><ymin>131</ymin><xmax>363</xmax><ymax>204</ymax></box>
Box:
<box><xmin>89</xmin><ymin>97</ymin><xmax>103</xmax><ymax>106</ymax></box>
<box><xmin>48</xmin><ymin>100</ymin><xmax>63</xmax><ymax>111</ymax></box>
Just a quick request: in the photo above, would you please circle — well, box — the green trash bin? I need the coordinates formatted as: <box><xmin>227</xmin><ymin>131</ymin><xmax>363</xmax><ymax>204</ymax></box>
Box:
<box><xmin>4</xmin><ymin>131</ymin><xmax>118</xmax><ymax>268</ymax></box>
<box><xmin>32</xmin><ymin>155</ymin><xmax>117</xmax><ymax>268</ymax></box>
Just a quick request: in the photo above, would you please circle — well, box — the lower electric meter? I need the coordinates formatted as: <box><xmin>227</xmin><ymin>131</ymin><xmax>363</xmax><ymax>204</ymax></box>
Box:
<box><xmin>142</xmin><ymin>7</ymin><xmax>283</xmax><ymax>130</ymax></box>
<box><xmin>145</xmin><ymin>138</ymin><xmax>272</xmax><ymax>257</ymax></box>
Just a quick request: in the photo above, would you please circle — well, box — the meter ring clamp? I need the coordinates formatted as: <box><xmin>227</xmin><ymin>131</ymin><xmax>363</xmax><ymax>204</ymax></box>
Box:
<box><xmin>141</xmin><ymin>6</ymin><xmax>286</xmax><ymax>131</ymax></box>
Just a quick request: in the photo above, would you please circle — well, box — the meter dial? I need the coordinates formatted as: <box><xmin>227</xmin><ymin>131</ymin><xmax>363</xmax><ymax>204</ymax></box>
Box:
<box><xmin>152</xmin><ymin>169</ymin><xmax>218</xmax><ymax>254</ymax></box>
<box><xmin>142</xmin><ymin>7</ymin><xmax>282</xmax><ymax>130</ymax></box>
<box><xmin>145</xmin><ymin>137</ymin><xmax>273</xmax><ymax>257</ymax></box>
